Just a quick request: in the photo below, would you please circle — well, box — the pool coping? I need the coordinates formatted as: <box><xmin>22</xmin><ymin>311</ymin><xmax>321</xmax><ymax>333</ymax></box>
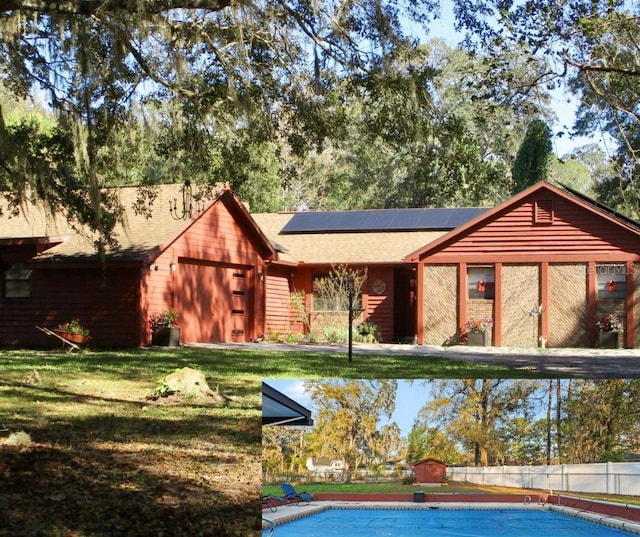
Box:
<box><xmin>262</xmin><ymin>501</ymin><xmax>640</xmax><ymax>535</ymax></box>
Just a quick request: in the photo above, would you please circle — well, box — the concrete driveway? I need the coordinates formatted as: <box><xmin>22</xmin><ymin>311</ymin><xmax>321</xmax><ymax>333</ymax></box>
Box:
<box><xmin>196</xmin><ymin>342</ymin><xmax>640</xmax><ymax>378</ymax></box>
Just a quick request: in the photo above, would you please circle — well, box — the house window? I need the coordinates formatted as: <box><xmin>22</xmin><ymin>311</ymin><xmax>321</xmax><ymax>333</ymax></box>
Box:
<box><xmin>597</xmin><ymin>263</ymin><xmax>626</xmax><ymax>299</ymax></box>
<box><xmin>3</xmin><ymin>263</ymin><xmax>32</xmax><ymax>298</ymax></box>
<box><xmin>534</xmin><ymin>199</ymin><xmax>554</xmax><ymax>224</ymax></box>
<box><xmin>468</xmin><ymin>266</ymin><xmax>495</xmax><ymax>300</ymax></box>
<box><xmin>312</xmin><ymin>273</ymin><xmax>362</xmax><ymax>312</ymax></box>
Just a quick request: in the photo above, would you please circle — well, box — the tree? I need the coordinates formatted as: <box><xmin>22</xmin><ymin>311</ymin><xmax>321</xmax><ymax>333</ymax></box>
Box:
<box><xmin>405</xmin><ymin>420</ymin><xmax>463</xmax><ymax>465</ymax></box>
<box><xmin>563</xmin><ymin>379</ymin><xmax>640</xmax><ymax>463</ymax></box>
<box><xmin>421</xmin><ymin>379</ymin><xmax>540</xmax><ymax>466</ymax></box>
<box><xmin>512</xmin><ymin>119</ymin><xmax>553</xmax><ymax>194</ymax></box>
<box><xmin>312</xmin><ymin>264</ymin><xmax>367</xmax><ymax>314</ymax></box>
<box><xmin>304</xmin><ymin>379</ymin><xmax>397</xmax><ymax>480</ymax></box>
<box><xmin>454</xmin><ymin>1</ymin><xmax>640</xmax><ymax>205</ymax></box>
<box><xmin>0</xmin><ymin>1</ymin><xmax>440</xmax><ymax>241</ymax></box>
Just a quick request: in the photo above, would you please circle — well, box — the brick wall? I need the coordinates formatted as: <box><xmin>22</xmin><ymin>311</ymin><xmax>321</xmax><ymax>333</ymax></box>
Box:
<box><xmin>466</xmin><ymin>300</ymin><xmax>494</xmax><ymax>345</ymax></box>
<box><xmin>501</xmin><ymin>264</ymin><xmax>540</xmax><ymax>348</ymax></box>
<box><xmin>423</xmin><ymin>264</ymin><xmax>458</xmax><ymax>345</ymax></box>
<box><xmin>548</xmin><ymin>263</ymin><xmax>588</xmax><ymax>347</ymax></box>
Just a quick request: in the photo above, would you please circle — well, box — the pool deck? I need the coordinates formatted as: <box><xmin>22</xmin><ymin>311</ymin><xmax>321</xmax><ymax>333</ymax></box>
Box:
<box><xmin>262</xmin><ymin>501</ymin><xmax>640</xmax><ymax>535</ymax></box>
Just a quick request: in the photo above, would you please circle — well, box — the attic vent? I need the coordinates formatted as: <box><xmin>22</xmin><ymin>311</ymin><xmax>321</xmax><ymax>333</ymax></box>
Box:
<box><xmin>534</xmin><ymin>200</ymin><xmax>554</xmax><ymax>224</ymax></box>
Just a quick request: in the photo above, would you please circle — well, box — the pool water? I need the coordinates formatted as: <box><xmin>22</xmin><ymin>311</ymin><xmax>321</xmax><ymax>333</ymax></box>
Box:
<box><xmin>263</xmin><ymin>508</ymin><xmax>634</xmax><ymax>536</ymax></box>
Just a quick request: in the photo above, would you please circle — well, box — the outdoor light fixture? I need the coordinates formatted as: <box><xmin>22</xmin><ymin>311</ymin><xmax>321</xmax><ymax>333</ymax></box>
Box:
<box><xmin>149</xmin><ymin>264</ymin><xmax>159</xmax><ymax>271</ymax></box>
<box><xmin>169</xmin><ymin>262</ymin><xmax>177</xmax><ymax>272</ymax></box>
<box><xmin>169</xmin><ymin>180</ymin><xmax>194</xmax><ymax>220</ymax></box>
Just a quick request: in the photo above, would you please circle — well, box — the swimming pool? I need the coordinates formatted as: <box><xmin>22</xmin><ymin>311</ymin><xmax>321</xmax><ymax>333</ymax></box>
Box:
<box><xmin>263</xmin><ymin>507</ymin><xmax>637</xmax><ymax>536</ymax></box>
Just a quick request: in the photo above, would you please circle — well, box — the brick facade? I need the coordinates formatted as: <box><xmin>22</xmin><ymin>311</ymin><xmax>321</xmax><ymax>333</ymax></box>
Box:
<box><xmin>548</xmin><ymin>263</ymin><xmax>588</xmax><ymax>347</ymax></box>
<box><xmin>423</xmin><ymin>264</ymin><xmax>458</xmax><ymax>345</ymax></box>
<box><xmin>466</xmin><ymin>299</ymin><xmax>494</xmax><ymax>345</ymax></box>
<box><xmin>501</xmin><ymin>264</ymin><xmax>540</xmax><ymax>347</ymax></box>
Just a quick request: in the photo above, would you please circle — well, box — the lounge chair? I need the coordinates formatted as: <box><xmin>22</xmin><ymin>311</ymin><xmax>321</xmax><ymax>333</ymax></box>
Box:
<box><xmin>261</xmin><ymin>495</ymin><xmax>281</xmax><ymax>512</ymax></box>
<box><xmin>280</xmin><ymin>483</ymin><xmax>313</xmax><ymax>505</ymax></box>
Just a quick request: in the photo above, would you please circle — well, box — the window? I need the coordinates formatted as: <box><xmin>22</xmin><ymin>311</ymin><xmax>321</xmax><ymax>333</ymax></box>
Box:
<box><xmin>3</xmin><ymin>263</ymin><xmax>32</xmax><ymax>298</ymax></box>
<box><xmin>312</xmin><ymin>273</ymin><xmax>362</xmax><ymax>312</ymax></box>
<box><xmin>468</xmin><ymin>266</ymin><xmax>495</xmax><ymax>300</ymax></box>
<box><xmin>597</xmin><ymin>263</ymin><xmax>626</xmax><ymax>300</ymax></box>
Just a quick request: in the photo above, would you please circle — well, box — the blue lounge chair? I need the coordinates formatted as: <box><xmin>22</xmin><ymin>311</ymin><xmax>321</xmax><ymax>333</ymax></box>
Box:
<box><xmin>281</xmin><ymin>483</ymin><xmax>313</xmax><ymax>505</ymax></box>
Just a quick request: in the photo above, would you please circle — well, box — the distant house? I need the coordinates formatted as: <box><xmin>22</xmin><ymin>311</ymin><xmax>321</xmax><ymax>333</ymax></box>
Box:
<box><xmin>0</xmin><ymin>184</ymin><xmax>275</xmax><ymax>347</ymax></box>
<box><xmin>4</xmin><ymin>181</ymin><xmax>640</xmax><ymax>348</ymax></box>
<box><xmin>306</xmin><ymin>457</ymin><xmax>345</xmax><ymax>478</ymax></box>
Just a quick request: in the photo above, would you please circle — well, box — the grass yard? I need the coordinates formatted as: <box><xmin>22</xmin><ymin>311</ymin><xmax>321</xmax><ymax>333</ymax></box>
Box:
<box><xmin>0</xmin><ymin>345</ymin><xmax>533</xmax><ymax>536</ymax></box>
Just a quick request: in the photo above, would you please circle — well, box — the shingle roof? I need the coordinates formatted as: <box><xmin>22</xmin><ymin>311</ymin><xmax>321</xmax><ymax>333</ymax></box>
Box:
<box><xmin>0</xmin><ymin>184</ymin><xmax>219</xmax><ymax>263</ymax></box>
<box><xmin>253</xmin><ymin>212</ymin><xmax>453</xmax><ymax>264</ymax></box>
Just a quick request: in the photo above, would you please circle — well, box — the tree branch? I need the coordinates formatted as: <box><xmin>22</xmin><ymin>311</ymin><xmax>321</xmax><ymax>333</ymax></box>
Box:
<box><xmin>0</xmin><ymin>0</ymin><xmax>233</xmax><ymax>16</ymax></box>
<box><xmin>566</xmin><ymin>58</ymin><xmax>640</xmax><ymax>78</ymax></box>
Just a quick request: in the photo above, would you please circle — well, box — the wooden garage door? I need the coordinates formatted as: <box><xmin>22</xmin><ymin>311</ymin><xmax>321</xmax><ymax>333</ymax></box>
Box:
<box><xmin>177</xmin><ymin>261</ymin><xmax>249</xmax><ymax>343</ymax></box>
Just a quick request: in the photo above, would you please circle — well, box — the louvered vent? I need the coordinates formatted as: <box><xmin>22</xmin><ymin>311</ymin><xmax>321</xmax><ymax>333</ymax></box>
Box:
<box><xmin>534</xmin><ymin>199</ymin><xmax>554</xmax><ymax>224</ymax></box>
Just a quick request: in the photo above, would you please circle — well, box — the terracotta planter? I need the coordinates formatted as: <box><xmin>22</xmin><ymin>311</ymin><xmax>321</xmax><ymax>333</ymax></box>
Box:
<box><xmin>152</xmin><ymin>327</ymin><xmax>181</xmax><ymax>347</ymax></box>
<box><xmin>54</xmin><ymin>330</ymin><xmax>90</xmax><ymax>346</ymax></box>
<box><xmin>597</xmin><ymin>331</ymin><xmax>619</xmax><ymax>349</ymax></box>
<box><xmin>467</xmin><ymin>331</ymin><xmax>488</xmax><ymax>347</ymax></box>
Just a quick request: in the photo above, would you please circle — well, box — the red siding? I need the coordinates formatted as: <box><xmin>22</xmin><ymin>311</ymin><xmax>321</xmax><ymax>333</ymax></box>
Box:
<box><xmin>366</xmin><ymin>267</ymin><xmax>394</xmax><ymax>342</ymax></box>
<box><xmin>1</xmin><ymin>266</ymin><xmax>141</xmax><ymax>347</ymax></box>
<box><xmin>413</xmin><ymin>459</ymin><xmax>447</xmax><ymax>484</ymax></box>
<box><xmin>265</xmin><ymin>266</ymin><xmax>296</xmax><ymax>338</ymax></box>
<box><xmin>428</xmin><ymin>193</ymin><xmax>640</xmax><ymax>263</ymax></box>
<box><xmin>141</xmin><ymin>199</ymin><xmax>266</xmax><ymax>344</ymax></box>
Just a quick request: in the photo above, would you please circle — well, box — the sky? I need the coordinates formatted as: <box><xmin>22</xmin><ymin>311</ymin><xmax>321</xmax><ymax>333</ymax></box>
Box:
<box><xmin>264</xmin><ymin>379</ymin><xmax>433</xmax><ymax>438</ymax></box>
<box><xmin>415</xmin><ymin>1</ymin><xmax>607</xmax><ymax>158</ymax></box>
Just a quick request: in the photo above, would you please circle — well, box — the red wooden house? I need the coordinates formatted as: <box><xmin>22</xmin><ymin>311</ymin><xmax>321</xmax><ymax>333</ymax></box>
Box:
<box><xmin>0</xmin><ymin>184</ymin><xmax>275</xmax><ymax>347</ymax></box>
<box><xmin>407</xmin><ymin>182</ymin><xmax>640</xmax><ymax>348</ymax></box>
<box><xmin>256</xmin><ymin>182</ymin><xmax>640</xmax><ymax>348</ymax></box>
<box><xmin>3</xmin><ymin>181</ymin><xmax>640</xmax><ymax>348</ymax></box>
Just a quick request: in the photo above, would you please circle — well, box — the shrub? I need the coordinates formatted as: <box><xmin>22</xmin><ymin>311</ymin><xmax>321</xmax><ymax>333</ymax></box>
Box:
<box><xmin>356</xmin><ymin>321</ymin><xmax>381</xmax><ymax>343</ymax></box>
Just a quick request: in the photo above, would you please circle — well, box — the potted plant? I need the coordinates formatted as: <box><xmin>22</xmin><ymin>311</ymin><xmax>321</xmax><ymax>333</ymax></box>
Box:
<box><xmin>465</xmin><ymin>317</ymin><xmax>493</xmax><ymax>346</ymax></box>
<box><xmin>150</xmin><ymin>309</ymin><xmax>180</xmax><ymax>347</ymax></box>
<box><xmin>596</xmin><ymin>313</ymin><xmax>622</xmax><ymax>349</ymax></box>
<box><xmin>55</xmin><ymin>318</ymin><xmax>91</xmax><ymax>345</ymax></box>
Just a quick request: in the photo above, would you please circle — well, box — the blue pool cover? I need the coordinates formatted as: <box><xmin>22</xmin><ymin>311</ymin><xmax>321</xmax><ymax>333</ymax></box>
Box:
<box><xmin>264</xmin><ymin>508</ymin><xmax>633</xmax><ymax>536</ymax></box>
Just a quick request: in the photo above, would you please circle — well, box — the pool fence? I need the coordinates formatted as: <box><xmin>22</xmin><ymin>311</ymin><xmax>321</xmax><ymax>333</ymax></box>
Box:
<box><xmin>447</xmin><ymin>462</ymin><xmax>640</xmax><ymax>496</ymax></box>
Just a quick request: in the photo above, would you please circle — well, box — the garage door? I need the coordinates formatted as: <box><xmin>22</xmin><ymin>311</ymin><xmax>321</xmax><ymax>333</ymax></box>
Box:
<box><xmin>177</xmin><ymin>261</ymin><xmax>249</xmax><ymax>343</ymax></box>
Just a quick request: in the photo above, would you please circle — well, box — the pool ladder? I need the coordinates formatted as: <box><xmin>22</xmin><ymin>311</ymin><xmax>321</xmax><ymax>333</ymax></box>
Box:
<box><xmin>263</xmin><ymin>517</ymin><xmax>275</xmax><ymax>537</ymax></box>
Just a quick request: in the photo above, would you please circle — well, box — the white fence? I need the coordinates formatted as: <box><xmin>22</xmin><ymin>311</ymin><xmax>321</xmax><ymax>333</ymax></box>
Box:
<box><xmin>448</xmin><ymin>462</ymin><xmax>640</xmax><ymax>496</ymax></box>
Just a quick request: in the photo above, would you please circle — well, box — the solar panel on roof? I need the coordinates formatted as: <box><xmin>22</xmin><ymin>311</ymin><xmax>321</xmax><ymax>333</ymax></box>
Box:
<box><xmin>280</xmin><ymin>208</ymin><xmax>488</xmax><ymax>234</ymax></box>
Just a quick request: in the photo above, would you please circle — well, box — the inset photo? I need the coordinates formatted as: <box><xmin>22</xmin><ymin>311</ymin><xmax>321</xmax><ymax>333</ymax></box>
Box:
<box><xmin>262</xmin><ymin>379</ymin><xmax>640</xmax><ymax>536</ymax></box>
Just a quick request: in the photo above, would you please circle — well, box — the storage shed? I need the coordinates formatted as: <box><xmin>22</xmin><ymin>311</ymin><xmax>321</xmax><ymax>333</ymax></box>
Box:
<box><xmin>413</xmin><ymin>458</ymin><xmax>447</xmax><ymax>484</ymax></box>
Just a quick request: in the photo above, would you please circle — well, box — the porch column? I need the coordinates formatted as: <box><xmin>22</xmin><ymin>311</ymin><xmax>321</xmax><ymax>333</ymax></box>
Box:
<box><xmin>494</xmin><ymin>263</ymin><xmax>502</xmax><ymax>347</ymax></box>
<box><xmin>458</xmin><ymin>262</ymin><xmax>467</xmax><ymax>337</ymax></box>
<box><xmin>540</xmin><ymin>262</ymin><xmax>549</xmax><ymax>344</ymax></box>
<box><xmin>416</xmin><ymin>263</ymin><xmax>424</xmax><ymax>344</ymax></box>
<box><xmin>588</xmin><ymin>261</ymin><xmax>597</xmax><ymax>347</ymax></box>
<box><xmin>626</xmin><ymin>260</ymin><xmax>634</xmax><ymax>348</ymax></box>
